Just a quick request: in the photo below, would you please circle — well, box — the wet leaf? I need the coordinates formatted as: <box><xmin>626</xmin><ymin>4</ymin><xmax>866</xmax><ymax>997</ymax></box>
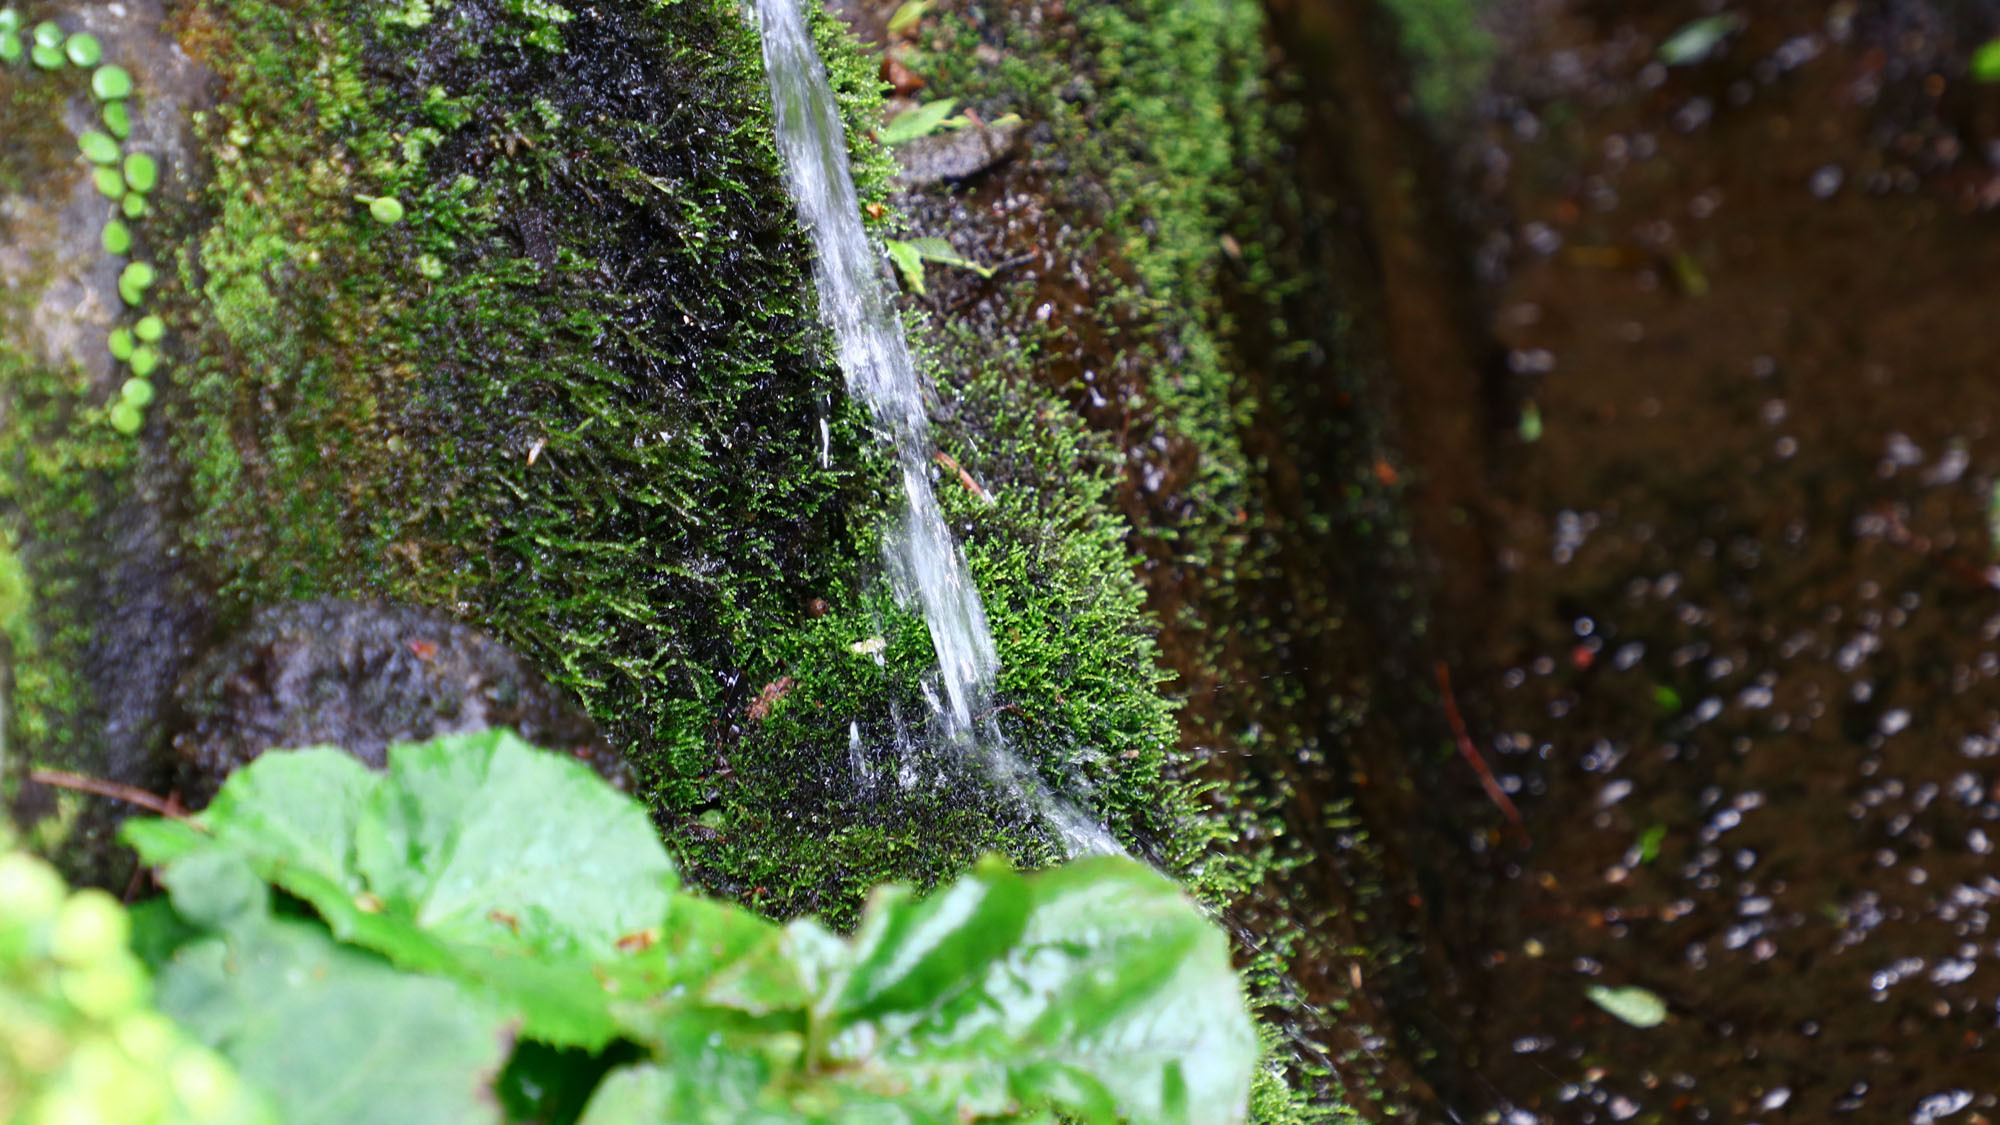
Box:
<box><xmin>903</xmin><ymin>235</ymin><xmax>996</xmax><ymax>278</ymax></box>
<box><xmin>886</xmin><ymin>0</ymin><xmax>930</xmax><ymax>37</ymax></box>
<box><xmin>1586</xmin><ymin>983</ymin><xmax>1669</xmax><ymax>1028</ymax></box>
<box><xmin>885</xmin><ymin>237</ymin><xmax>926</xmax><ymax>294</ymax></box>
<box><xmin>156</xmin><ymin>916</ymin><xmax>510</xmax><ymax>1125</ymax></box>
<box><xmin>1658</xmin><ymin>14</ymin><xmax>1742</xmax><ymax>66</ymax></box>
<box><xmin>879</xmin><ymin>97</ymin><xmax>959</xmax><ymax>145</ymax></box>
<box><xmin>804</xmin><ymin>856</ymin><xmax>1260</xmax><ymax>1124</ymax></box>
<box><xmin>127</xmin><ymin>732</ymin><xmax>679</xmax><ymax>1047</ymax></box>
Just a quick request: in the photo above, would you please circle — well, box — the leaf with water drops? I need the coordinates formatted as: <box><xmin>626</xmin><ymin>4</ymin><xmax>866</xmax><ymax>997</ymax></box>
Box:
<box><xmin>1586</xmin><ymin>984</ymin><xmax>1669</xmax><ymax>1028</ymax></box>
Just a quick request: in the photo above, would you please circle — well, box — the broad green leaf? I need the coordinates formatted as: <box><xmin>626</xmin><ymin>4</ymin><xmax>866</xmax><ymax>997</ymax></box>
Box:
<box><xmin>819</xmin><ymin>858</ymin><xmax>1029</xmax><ymax>1024</ymax></box>
<box><xmin>885</xmin><ymin>0</ymin><xmax>929</xmax><ymax>37</ymax></box>
<box><xmin>156</xmin><ymin>846</ymin><xmax>269</xmax><ymax>930</ymax></box>
<box><xmin>1586</xmin><ymin>983</ymin><xmax>1669</xmax><ymax>1028</ymax></box>
<box><xmin>144</xmin><ymin>734</ymin><xmax>677</xmax><ymax>1047</ymax></box>
<box><xmin>155</xmin><ymin>916</ymin><xmax>510</xmax><ymax>1125</ymax></box>
<box><xmin>578</xmin><ymin>1052</ymin><xmax>933</xmax><ymax>1125</ymax></box>
<box><xmin>885</xmin><ymin>238</ymin><xmax>926</xmax><ymax>294</ymax></box>
<box><xmin>879</xmin><ymin>98</ymin><xmax>958</xmax><ymax>146</ymax></box>
<box><xmin>352</xmin><ymin>730</ymin><xmax>675</xmax><ymax>952</ymax></box>
<box><xmin>818</xmin><ymin>857</ymin><xmax>1257</xmax><ymax>1124</ymax></box>
<box><xmin>903</xmin><ymin>236</ymin><xmax>996</xmax><ymax>279</ymax></box>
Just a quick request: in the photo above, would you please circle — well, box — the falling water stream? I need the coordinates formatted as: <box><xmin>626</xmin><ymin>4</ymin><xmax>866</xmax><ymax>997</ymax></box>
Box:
<box><xmin>751</xmin><ymin>0</ymin><xmax>1117</xmax><ymax>857</ymax></box>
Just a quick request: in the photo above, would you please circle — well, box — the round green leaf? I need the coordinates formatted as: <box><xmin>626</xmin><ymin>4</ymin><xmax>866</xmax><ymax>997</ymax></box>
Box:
<box><xmin>107</xmin><ymin>328</ymin><xmax>134</xmax><ymax>361</ymax></box>
<box><xmin>93</xmin><ymin>166</ymin><xmax>124</xmax><ymax>199</ymax></box>
<box><xmin>134</xmin><ymin>314</ymin><xmax>164</xmax><ymax>342</ymax></box>
<box><xmin>120</xmin><ymin>261</ymin><xmax>155</xmax><ymax>290</ymax></box>
<box><xmin>102</xmin><ymin>100</ymin><xmax>130</xmax><ymax>139</ymax></box>
<box><xmin>0</xmin><ymin>10</ymin><xmax>19</xmax><ymax>34</ymax></box>
<box><xmin>64</xmin><ymin>31</ymin><xmax>99</xmax><ymax>66</ymax></box>
<box><xmin>101</xmin><ymin>219</ymin><xmax>131</xmax><ymax>256</ymax></box>
<box><xmin>29</xmin><ymin>40</ymin><xmax>60</xmax><ymax>68</ymax></box>
<box><xmin>368</xmin><ymin>196</ymin><xmax>404</xmax><ymax>224</ymax></box>
<box><xmin>121</xmin><ymin>377</ymin><xmax>155</xmax><ymax>407</ymax></box>
<box><xmin>91</xmin><ymin>64</ymin><xmax>132</xmax><ymax>100</ymax></box>
<box><xmin>123</xmin><ymin>152</ymin><xmax>157</xmax><ymax>193</ymax></box>
<box><xmin>129</xmin><ymin>346</ymin><xmax>159</xmax><ymax>377</ymax></box>
<box><xmin>31</xmin><ymin>19</ymin><xmax>59</xmax><ymax>48</ymax></box>
<box><xmin>121</xmin><ymin>191</ymin><xmax>147</xmax><ymax>219</ymax></box>
<box><xmin>0</xmin><ymin>31</ymin><xmax>21</xmax><ymax>63</ymax></box>
<box><xmin>77</xmin><ymin>130</ymin><xmax>119</xmax><ymax>165</ymax></box>
<box><xmin>108</xmin><ymin>400</ymin><xmax>143</xmax><ymax>435</ymax></box>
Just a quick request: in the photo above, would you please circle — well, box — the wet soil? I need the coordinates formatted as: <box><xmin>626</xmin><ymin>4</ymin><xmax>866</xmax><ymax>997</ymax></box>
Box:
<box><xmin>1289</xmin><ymin>0</ymin><xmax>2000</xmax><ymax>1119</ymax></box>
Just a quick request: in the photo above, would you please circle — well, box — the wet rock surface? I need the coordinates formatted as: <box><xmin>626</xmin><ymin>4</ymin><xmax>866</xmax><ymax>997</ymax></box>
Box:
<box><xmin>1341</xmin><ymin>0</ymin><xmax>2000</xmax><ymax>1120</ymax></box>
<box><xmin>171</xmin><ymin>599</ymin><xmax>622</xmax><ymax>803</ymax></box>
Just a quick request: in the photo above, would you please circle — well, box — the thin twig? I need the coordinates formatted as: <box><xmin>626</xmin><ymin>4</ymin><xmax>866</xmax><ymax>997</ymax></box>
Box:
<box><xmin>1435</xmin><ymin>662</ymin><xmax>1530</xmax><ymax>846</ymax></box>
<box><xmin>28</xmin><ymin>769</ymin><xmax>195</xmax><ymax>822</ymax></box>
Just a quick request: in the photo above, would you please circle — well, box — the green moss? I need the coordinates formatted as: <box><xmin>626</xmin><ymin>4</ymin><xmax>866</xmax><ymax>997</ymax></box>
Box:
<box><xmin>146</xmin><ymin>0</ymin><xmax>1206</xmax><ymax>937</ymax></box>
<box><xmin>1378</xmin><ymin>0</ymin><xmax>1493</xmax><ymax>121</ymax></box>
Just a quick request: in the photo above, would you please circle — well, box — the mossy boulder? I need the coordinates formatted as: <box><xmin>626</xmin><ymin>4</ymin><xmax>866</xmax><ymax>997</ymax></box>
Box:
<box><xmin>0</xmin><ymin>0</ymin><xmax>1354</xmax><ymax>1118</ymax></box>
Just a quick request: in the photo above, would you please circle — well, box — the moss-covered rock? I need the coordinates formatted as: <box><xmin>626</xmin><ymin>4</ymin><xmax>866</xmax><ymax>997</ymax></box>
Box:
<box><xmin>1</xmin><ymin>0</ymin><xmax>1366</xmax><ymax>1116</ymax></box>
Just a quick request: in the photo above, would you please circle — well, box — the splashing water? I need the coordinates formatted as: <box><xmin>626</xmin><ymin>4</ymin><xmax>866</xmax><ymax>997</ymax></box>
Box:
<box><xmin>752</xmin><ymin>0</ymin><xmax>1117</xmax><ymax>856</ymax></box>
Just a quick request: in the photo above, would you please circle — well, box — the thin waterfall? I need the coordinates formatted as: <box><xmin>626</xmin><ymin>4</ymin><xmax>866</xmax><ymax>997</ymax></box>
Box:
<box><xmin>751</xmin><ymin>0</ymin><xmax>1118</xmax><ymax>856</ymax></box>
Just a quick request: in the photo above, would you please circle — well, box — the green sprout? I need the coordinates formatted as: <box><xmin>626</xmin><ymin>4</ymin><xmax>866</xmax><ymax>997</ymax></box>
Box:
<box><xmin>102</xmin><ymin>100</ymin><xmax>130</xmax><ymax>139</ymax></box>
<box><xmin>31</xmin><ymin>20</ymin><xmax>59</xmax><ymax>47</ymax></box>
<box><xmin>63</xmin><ymin>31</ymin><xmax>99</xmax><ymax>66</ymax></box>
<box><xmin>357</xmin><ymin>194</ymin><xmax>405</xmax><ymax>224</ymax></box>
<box><xmin>123</xmin><ymin>152</ymin><xmax>157</xmax><ymax>193</ymax></box>
<box><xmin>101</xmin><ymin>219</ymin><xmax>131</xmax><ymax>256</ymax></box>
<box><xmin>90</xmin><ymin>64</ymin><xmax>131</xmax><ymax>100</ymax></box>
<box><xmin>29</xmin><ymin>39</ymin><xmax>60</xmax><ymax>68</ymax></box>
<box><xmin>77</xmin><ymin>130</ymin><xmax>119</xmax><ymax>165</ymax></box>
